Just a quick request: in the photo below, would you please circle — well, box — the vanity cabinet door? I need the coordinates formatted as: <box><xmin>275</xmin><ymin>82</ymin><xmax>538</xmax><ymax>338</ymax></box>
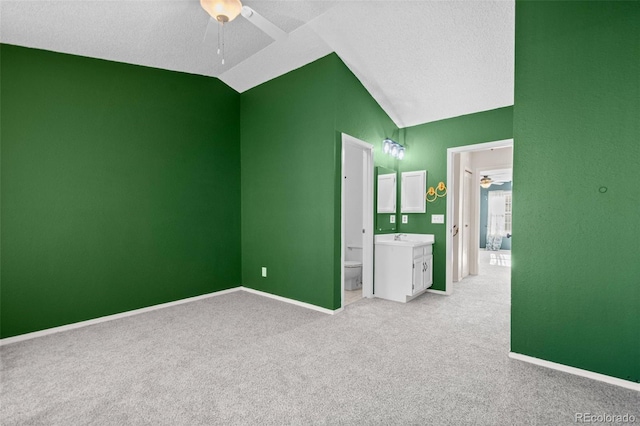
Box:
<box><xmin>412</xmin><ymin>247</ymin><xmax>433</xmax><ymax>293</ymax></box>
<box><xmin>424</xmin><ymin>255</ymin><xmax>433</xmax><ymax>289</ymax></box>
<box><xmin>412</xmin><ymin>247</ymin><xmax>425</xmax><ymax>294</ymax></box>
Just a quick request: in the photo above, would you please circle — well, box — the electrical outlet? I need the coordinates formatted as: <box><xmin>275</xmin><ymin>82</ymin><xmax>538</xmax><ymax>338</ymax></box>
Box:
<box><xmin>261</xmin><ymin>267</ymin><xmax>267</xmax><ymax>277</ymax></box>
<box><xmin>390</xmin><ymin>215</ymin><xmax>396</xmax><ymax>223</ymax></box>
<box><xmin>402</xmin><ymin>215</ymin><xmax>408</xmax><ymax>224</ymax></box>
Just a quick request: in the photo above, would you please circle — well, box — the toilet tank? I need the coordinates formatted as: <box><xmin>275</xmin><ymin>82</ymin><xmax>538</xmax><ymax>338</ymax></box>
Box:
<box><xmin>346</xmin><ymin>245</ymin><xmax>363</xmax><ymax>262</ymax></box>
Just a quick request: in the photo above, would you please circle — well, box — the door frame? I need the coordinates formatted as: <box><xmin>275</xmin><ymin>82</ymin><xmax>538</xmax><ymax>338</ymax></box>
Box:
<box><xmin>341</xmin><ymin>133</ymin><xmax>374</xmax><ymax>308</ymax></box>
<box><xmin>445</xmin><ymin>139</ymin><xmax>513</xmax><ymax>295</ymax></box>
<box><xmin>461</xmin><ymin>167</ymin><xmax>473</xmax><ymax>279</ymax></box>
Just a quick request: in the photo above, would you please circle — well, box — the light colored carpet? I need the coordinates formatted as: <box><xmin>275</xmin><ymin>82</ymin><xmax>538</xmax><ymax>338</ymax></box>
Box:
<box><xmin>1</xmin><ymin>253</ymin><xmax>638</xmax><ymax>425</ymax></box>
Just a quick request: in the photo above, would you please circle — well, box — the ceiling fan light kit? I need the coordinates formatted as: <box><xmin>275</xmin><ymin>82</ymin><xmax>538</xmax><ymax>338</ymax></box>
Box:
<box><xmin>200</xmin><ymin>0</ymin><xmax>242</xmax><ymax>23</ymax></box>
<box><xmin>480</xmin><ymin>175</ymin><xmax>493</xmax><ymax>188</ymax></box>
<box><xmin>200</xmin><ymin>0</ymin><xmax>243</xmax><ymax>65</ymax></box>
<box><xmin>200</xmin><ymin>0</ymin><xmax>286</xmax><ymax>67</ymax></box>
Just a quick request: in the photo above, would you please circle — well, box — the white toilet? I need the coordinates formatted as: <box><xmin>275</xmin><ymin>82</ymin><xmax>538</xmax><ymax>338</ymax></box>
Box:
<box><xmin>344</xmin><ymin>246</ymin><xmax>362</xmax><ymax>291</ymax></box>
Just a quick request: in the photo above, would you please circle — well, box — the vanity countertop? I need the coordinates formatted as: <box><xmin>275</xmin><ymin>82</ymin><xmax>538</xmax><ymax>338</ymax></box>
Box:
<box><xmin>375</xmin><ymin>233</ymin><xmax>435</xmax><ymax>247</ymax></box>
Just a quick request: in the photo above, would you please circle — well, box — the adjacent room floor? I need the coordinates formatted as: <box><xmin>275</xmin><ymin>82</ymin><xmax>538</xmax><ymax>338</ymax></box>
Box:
<box><xmin>1</xmin><ymin>252</ymin><xmax>637</xmax><ymax>425</ymax></box>
<box><xmin>344</xmin><ymin>288</ymin><xmax>363</xmax><ymax>306</ymax></box>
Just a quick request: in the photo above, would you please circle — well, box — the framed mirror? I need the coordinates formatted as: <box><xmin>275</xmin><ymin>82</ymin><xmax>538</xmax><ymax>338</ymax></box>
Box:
<box><xmin>401</xmin><ymin>170</ymin><xmax>427</xmax><ymax>213</ymax></box>
<box><xmin>375</xmin><ymin>166</ymin><xmax>397</xmax><ymax>232</ymax></box>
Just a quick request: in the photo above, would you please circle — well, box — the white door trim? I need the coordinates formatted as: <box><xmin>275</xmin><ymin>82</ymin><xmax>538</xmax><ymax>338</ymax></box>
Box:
<box><xmin>341</xmin><ymin>134</ymin><xmax>374</xmax><ymax>307</ymax></box>
<box><xmin>445</xmin><ymin>139</ymin><xmax>513</xmax><ymax>294</ymax></box>
<box><xmin>461</xmin><ymin>168</ymin><xmax>473</xmax><ymax>279</ymax></box>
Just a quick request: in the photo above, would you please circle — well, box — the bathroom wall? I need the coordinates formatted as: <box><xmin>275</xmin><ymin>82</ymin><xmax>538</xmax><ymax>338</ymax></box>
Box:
<box><xmin>334</xmin><ymin>53</ymin><xmax>401</xmax><ymax>239</ymax></box>
<box><xmin>1</xmin><ymin>44</ymin><xmax>241</xmax><ymax>339</ymax></box>
<box><xmin>343</xmin><ymin>143</ymin><xmax>364</xmax><ymax>262</ymax></box>
<box><xmin>512</xmin><ymin>0</ymin><xmax>639</xmax><ymax>383</ymax></box>
<box><xmin>398</xmin><ymin>107</ymin><xmax>514</xmax><ymax>291</ymax></box>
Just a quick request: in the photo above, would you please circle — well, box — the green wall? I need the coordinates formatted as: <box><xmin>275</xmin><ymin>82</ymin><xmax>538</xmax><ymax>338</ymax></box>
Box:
<box><xmin>1</xmin><ymin>45</ymin><xmax>241</xmax><ymax>338</ymax></box>
<box><xmin>398</xmin><ymin>107</ymin><xmax>514</xmax><ymax>291</ymax></box>
<box><xmin>512</xmin><ymin>1</ymin><xmax>639</xmax><ymax>382</ymax></box>
<box><xmin>334</xmin><ymin>57</ymin><xmax>399</xmax><ymax>308</ymax></box>
<box><xmin>240</xmin><ymin>54</ymin><xmax>397</xmax><ymax>310</ymax></box>
<box><xmin>240</xmin><ymin>55</ymin><xmax>337</xmax><ymax>309</ymax></box>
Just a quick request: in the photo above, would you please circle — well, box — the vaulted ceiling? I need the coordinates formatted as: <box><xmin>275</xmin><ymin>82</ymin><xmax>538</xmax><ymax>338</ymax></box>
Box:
<box><xmin>0</xmin><ymin>0</ymin><xmax>514</xmax><ymax>128</ymax></box>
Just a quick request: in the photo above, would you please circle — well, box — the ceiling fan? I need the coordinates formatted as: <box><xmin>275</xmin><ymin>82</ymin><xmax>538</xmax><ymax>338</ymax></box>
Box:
<box><xmin>480</xmin><ymin>175</ymin><xmax>510</xmax><ymax>188</ymax></box>
<box><xmin>480</xmin><ymin>174</ymin><xmax>511</xmax><ymax>188</ymax></box>
<box><xmin>200</xmin><ymin>0</ymin><xmax>287</xmax><ymax>65</ymax></box>
<box><xmin>480</xmin><ymin>175</ymin><xmax>493</xmax><ymax>188</ymax></box>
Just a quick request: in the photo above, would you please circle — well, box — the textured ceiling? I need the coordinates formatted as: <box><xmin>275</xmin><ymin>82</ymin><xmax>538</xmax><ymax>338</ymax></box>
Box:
<box><xmin>0</xmin><ymin>0</ymin><xmax>514</xmax><ymax>127</ymax></box>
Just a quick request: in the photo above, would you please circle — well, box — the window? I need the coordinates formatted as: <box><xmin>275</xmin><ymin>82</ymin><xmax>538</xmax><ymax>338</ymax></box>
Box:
<box><xmin>504</xmin><ymin>191</ymin><xmax>512</xmax><ymax>235</ymax></box>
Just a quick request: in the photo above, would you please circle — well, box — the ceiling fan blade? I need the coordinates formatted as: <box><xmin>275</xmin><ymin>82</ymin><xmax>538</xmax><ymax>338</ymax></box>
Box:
<box><xmin>202</xmin><ymin>17</ymin><xmax>214</xmax><ymax>43</ymax></box>
<box><xmin>241</xmin><ymin>6</ymin><xmax>287</xmax><ymax>42</ymax></box>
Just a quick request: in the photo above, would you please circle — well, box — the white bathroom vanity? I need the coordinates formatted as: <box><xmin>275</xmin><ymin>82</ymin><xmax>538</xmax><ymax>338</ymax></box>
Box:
<box><xmin>374</xmin><ymin>234</ymin><xmax>435</xmax><ymax>303</ymax></box>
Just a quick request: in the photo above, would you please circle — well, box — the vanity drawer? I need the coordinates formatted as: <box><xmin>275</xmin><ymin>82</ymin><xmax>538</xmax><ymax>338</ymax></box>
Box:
<box><xmin>413</xmin><ymin>245</ymin><xmax>432</xmax><ymax>259</ymax></box>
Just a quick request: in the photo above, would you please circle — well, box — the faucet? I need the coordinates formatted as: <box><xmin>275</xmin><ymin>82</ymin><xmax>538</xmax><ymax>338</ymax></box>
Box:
<box><xmin>394</xmin><ymin>233</ymin><xmax>407</xmax><ymax>241</ymax></box>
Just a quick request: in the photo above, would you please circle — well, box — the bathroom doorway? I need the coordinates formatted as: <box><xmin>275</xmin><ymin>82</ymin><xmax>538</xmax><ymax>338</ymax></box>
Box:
<box><xmin>445</xmin><ymin>139</ymin><xmax>513</xmax><ymax>294</ymax></box>
<box><xmin>341</xmin><ymin>134</ymin><xmax>374</xmax><ymax>308</ymax></box>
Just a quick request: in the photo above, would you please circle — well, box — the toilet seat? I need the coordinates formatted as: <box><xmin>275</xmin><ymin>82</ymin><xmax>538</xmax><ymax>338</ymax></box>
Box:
<box><xmin>344</xmin><ymin>261</ymin><xmax>362</xmax><ymax>268</ymax></box>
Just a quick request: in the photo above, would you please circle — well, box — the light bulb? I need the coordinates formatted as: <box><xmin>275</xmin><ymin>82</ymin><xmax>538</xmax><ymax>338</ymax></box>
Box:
<box><xmin>391</xmin><ymin>144</ymin><xmax>399</xmax><ymax>157</ymax></box>
<box><xmin>398</xmin><ymin>147</ymin><xmax>405</xmax><ymax>160</ymax></box>
<box><xmin>383</xmin><ymin>139</ymin><xmax>391</xmax><ymax>154</ymax></box>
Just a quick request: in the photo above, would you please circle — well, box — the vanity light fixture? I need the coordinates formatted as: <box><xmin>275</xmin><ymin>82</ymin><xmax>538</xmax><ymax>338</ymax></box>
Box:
<box><xmin>383</xmin><ymin>138</ymin><xmax>392</xmax><ymax>154</ymax></box>
<box><xmin>382</xmin><ymin>138</ymin><xmax>405</xmax><ymax>160</ymax></box>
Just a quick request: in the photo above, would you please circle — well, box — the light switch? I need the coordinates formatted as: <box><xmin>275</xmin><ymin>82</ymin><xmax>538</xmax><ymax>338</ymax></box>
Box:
<box><xmin>432</xmin><ymin>214</ymin><xmax>445</xmax><ymax>224</ymax></box>
<box><xmin>390</xmin><ymin>215</ymin><xmax>396</xmax><ymax>223</ymax></box>
<box><xmin>402</xmin><ymin>215</ymin><xmax>408</xmax><ymax>224</ymax></box>
<box><xmin>261</xmin><ymin>267</ymin><xmax>267</xmax><ymax>277</ymax></box>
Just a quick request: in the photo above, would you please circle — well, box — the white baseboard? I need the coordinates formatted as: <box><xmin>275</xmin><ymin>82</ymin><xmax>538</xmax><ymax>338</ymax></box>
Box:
<box><xmin>240</xmin><ymin>287</ymin><xmax>338</xmax><ymax>315</ymax></box>
<box><xmin>0</xmin><ymin>286</ymin><xmax>339</xmax><ymax>346</ymax></box>
<box><xmin>0</xmin><ymin>287</ymin><xmax>242</xmax><ymax>346</ymax></box>
<box><xmin>509</xmin><ymin>352</ymin><xmax>640</xmax><ymax>392</ymax></box>
<box><xmin>426</xmin><ymin>288</ymin><xmax>448</xmax><ymax>295</ymax></box>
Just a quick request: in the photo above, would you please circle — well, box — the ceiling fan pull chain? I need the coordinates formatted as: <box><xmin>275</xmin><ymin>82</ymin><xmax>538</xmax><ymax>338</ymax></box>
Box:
<box><xmin>217</xmin><ymin>21</ymin><xmax>221</xmax><ymax>55</ymax></box>
<box><xmin>221</xmin><ymin>22</ymin><xmax>225</xmax><ymax>65</ymax></box>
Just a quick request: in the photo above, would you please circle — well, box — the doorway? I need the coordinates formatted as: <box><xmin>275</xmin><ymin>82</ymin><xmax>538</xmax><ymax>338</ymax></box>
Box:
<box><xmin>341</xmin><ymin>134</ymin><xmax>374</xmax><ymax>308</ymax></box>
<box><xmin>446</xmin><ymin>139</ymin><xmax>513</xmax><ymax>294</ymax></box>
